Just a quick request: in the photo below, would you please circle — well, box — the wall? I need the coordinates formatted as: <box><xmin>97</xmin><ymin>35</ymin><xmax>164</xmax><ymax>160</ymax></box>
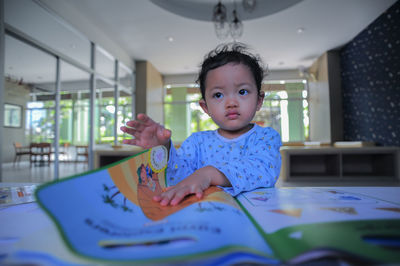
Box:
<box><xmin>308</xmin><ymin>50</ymin><xmax>343</xmax><ymax>143</ymax></box>
<box><xmin>308</xmin><ymin>53</ymin><xmax>331</xmax><ymax>142</ymax></box>
<box><xmin>2</xmin><ymin>81</ymin><xmax>30</xmax><ymax>162</ymax></box>
<box><xmin>146</xmin><ymin>62</ymin><xmax>164</xmax><ymax>124</ymax></box>
<box><xmin>340</xmin><ymin>1</ymin><xmax>399</xmax><ymax>146</ymax></box>
<box><xmin>135</xmin><ymin>61</ymin><xmax>164</xmax><ymax>124</ymax></box>
<box><xmin>135</xmin><ymin>61</ymin><xmax>147</xmax><ymax>116</ymax></box>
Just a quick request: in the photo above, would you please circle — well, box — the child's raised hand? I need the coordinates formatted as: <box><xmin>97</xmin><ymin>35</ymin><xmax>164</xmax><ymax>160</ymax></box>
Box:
<box><xmin>153</xmin><ymin>166</ymin><xmax>231</xmax><ymax>206</ymax></box>
<box><xmin>120</xmin><ymin>113</ymin><xmax>171</xmax><ymax>149</ymax></box>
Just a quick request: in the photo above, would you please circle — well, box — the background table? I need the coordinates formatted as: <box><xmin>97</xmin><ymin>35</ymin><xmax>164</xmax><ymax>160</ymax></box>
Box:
<box><xmin>94</xmin><ymin>146</ymin><xmax>144</xmax><ymax>169</ymax></box>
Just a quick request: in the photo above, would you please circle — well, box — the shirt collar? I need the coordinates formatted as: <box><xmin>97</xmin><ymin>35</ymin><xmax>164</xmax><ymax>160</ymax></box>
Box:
<box><xmin>214</xmin><ymin>124</ymin><xmax>258</xmax><ymax>143</ymax></box>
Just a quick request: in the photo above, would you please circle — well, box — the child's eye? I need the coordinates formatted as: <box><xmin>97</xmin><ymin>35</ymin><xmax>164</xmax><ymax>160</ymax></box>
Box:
<box><xmin>239</xmin><ymin>89</ymin><xmax>248</xmax><ymax>95</ymax></box>
<box><xmin>213</xmin><ymin>92</ymin><xmax>223</xmax><ymax>99</ymax></box>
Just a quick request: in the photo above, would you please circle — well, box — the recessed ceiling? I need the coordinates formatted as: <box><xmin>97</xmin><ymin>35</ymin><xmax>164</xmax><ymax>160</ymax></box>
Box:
<box><xmin>149</xmin><ymin>0</ymin><xmax>303</xmax><ymax>21</ymax></box>
<box><xmin>9</xmin><ymin>0</ymin><xmax>400</xmax><ymax>77</ymax></box>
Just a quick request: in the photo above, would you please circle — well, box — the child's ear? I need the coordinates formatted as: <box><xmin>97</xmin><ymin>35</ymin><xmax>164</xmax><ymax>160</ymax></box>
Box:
<box><xmin>199</xmin><ymin>99</ymin><xmax>210</xmax><ymax>115</ymax></box>
<box><xmin>256</xmin><ymin>91</ymin><xmax>265</xmax><ymax>111</ymax></box>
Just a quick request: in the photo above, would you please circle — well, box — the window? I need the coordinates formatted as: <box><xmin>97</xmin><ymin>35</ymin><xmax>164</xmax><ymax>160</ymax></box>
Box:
<box><xmin>254</xmin><ymin>81</ymin><xmax>309</xmax><ymax>142</ymax></box>
<box><xmin>163</xmin><ymin>81</ymin><xmax>309</xmax><ymax>143</ymax></box>
<box><xmin>4</xmin><ymin>103</ymin><xmax>22</xmax><ymax>128</ymax></box>
<box><xmin>2</xmin><ymin>0</ymin><xmax>135</xmax><ymax>183</ymax></box>
<box><xmin>117</xmin><ymin>94</ymin><xmax>133</xmax><ymax>143</ymax></box>
<box><xmin>164</xmin><ymin>86</ymin><xmax>216</xmax><ymax>143</ymax></box>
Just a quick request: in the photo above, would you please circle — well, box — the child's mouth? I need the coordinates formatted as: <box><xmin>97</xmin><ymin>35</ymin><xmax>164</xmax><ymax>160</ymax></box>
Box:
<box><xmin>226</xmin><ymin>112</ymin><xmax>239</xmax><ymax>119</ymax></box>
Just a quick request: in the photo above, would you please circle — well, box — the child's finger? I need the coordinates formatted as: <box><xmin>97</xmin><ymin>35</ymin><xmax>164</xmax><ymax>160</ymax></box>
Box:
<box><xmin>136</xmin><ymin>113</ymin><xmax>147</xmax><ymax>121</ymax></box>
<box><xmin>120</xmin><ymin>126</ymin><xmax>130</xmax><ymax>134</ymax></box>
<box><xmin>159</xmin><ymin>191</ymin><xmax>174</xmax><ymax>206</ymax></box>
<box><xmin>129</xmin><ymin>120</ymin><xmax>146</xmax><ymax>133</ymax></box>
<box><xmin>122</xmin><ymin>139</ymin><xmax>137</xmax><ymax>146</ymax></box>
<box><xmin>157</xmin><ymin>127</ymin><xmax>171</xmax><ymax>143</ymax></box>
<box><xmin>152</xmin><ymin>194</ymin><xmax>162</xmax><ymax>202</ymax></box>
<box><xmin>189</xmin><ymin>186</ymin><xmax>203</xmax><ymax>199</ymax></box>
<box><xmin>125</xmin><ymin>120</ymin><xmax>135</xmax><ymax>127</ymax></box>
<box><xmin>126</xmin><ymin>120</ymin><xmax>145</xmax><ymax>131</ymax></box>
<box><xmin>194</xmin><ymin>188</ymin><xmax>204</xmax><ymax>199</ymax></box>
<box><xmin>153</xmin><ymin>186</ymin><xmax>174</xmax><ymax>202</ymax></box>
<box><xmin>164</xmin><ymin>186</ymin><xmax>173</xmax><ymax>192</ymax></box>
<box><xmin>170</xmin><ymin>189</ymin><xmax>190</xmax><ymax>206</ymax></box>
<box><xmin>120</xmin><ymin>126</ymin><xmax>137</xmax><ymax>136</ymax></box>
<box><xmin>163</xmin><ymin>128</ymin><xmax>172</xmax><ymax>139</ymax></box>
<box><xmin>137</xmin><ymin>113</ymin><xmax>155</xmax><ymax>126</ymax></box>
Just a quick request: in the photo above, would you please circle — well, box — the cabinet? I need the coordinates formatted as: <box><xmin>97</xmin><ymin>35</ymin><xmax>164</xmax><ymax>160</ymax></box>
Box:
<box><xmin>280</xmin><ymin>147</ymin><xmax>399</xmax><ymax>183</ymax></box>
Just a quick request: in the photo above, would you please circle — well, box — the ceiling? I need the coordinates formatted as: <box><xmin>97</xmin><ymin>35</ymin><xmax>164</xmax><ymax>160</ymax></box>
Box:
<box><xmin>4</xmin><ymin>0</ymin><xmax>397</xmax><ymax>85</ymax></box>
<box><xmin>50</xmin><ymin>0</ymin><xmax>396</xmax><ymax>76</ymax></box>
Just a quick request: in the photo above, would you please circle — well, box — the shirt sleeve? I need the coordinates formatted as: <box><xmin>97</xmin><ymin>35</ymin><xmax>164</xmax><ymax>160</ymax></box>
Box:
<box><xmin>210</xmin><ymin>127</ymin><xmax>282</xmax><ymax>196</ymax></box>
<box><xmin>166</xmin><ymin>135</ymin><xmax>199</xmax><ymax>186</ymax></box>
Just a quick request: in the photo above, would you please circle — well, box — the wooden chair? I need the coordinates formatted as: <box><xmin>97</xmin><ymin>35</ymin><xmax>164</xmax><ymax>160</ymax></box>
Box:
<box><xmin>13</xmin><ymin>142</ymin><xmax>31</xmax><ymax>166</ymax></box>
<box><xmin>75</xmin><ymin>145</ymin><xmax>89</xmax><ymax>163</ymax></box>
<box><xmin>30</xmin><ymin>143</ymin><xmax>51</xmax><ymax>166</ymax></box>
<box><xmin>52</xmin><ymin>142</ymin><xmax>71</xmax><ymax>161</ymax></box>
<box><xmin>60</xmin><ymin>142</ymin><xmax>71</xmax><ymax>160</ymax></box>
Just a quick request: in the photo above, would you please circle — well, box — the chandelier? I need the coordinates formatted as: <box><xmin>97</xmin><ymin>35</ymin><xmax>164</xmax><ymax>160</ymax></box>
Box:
<box><xmin>212</xmin><ymin>0</ymin><xmax>255</xmax><ymax>40</ymax></box>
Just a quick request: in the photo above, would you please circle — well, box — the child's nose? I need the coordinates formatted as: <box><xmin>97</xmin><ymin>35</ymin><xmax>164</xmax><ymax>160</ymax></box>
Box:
<box><xmin>225</xmin><ymin>95</ymin><xmax>238</xmax><ymax>108</ymax></box>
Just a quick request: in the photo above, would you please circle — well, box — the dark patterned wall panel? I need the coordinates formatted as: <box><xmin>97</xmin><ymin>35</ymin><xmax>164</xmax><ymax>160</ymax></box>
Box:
<box><xmin>340</xmin><ymin>1</ymin><xmax>399</xmax><ymax>146</ymax></box>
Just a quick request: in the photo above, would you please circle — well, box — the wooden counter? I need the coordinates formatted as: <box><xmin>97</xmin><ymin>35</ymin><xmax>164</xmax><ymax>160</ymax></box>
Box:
<box><xmin>280</xmin><ymin>146</ymin><xmax>400</xmax><ymax>184</ymax></box>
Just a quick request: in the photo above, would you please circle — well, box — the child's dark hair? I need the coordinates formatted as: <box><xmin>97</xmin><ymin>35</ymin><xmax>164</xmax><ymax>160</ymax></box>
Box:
<box><xmin>197</xmin><ymin>43</ymin><xmax>266</xmax><ymax>100</ymax></box>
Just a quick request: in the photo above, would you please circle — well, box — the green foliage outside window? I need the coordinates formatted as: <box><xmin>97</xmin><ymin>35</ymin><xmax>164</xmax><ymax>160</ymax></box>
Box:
<box><xmin>27</xmin><ymin>95</ymin><xmax>133</xmax><ymax>146</ymax></box>
<box><xmin>164</xmin><ymin>90</ymin><xmax>217</xmax><ymax>142</ymax></box>
<box><xmin>163</xmin><ymin>83</ymin><xmax>309</xmax><ymax>143</ymax></box>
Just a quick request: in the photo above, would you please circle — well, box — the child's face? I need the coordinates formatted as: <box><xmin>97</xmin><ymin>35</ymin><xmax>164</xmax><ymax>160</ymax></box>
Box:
<box><xmin>199</xmin><ymin>63</ymin><xmax>264</xmax><ymax>138</ymax></box>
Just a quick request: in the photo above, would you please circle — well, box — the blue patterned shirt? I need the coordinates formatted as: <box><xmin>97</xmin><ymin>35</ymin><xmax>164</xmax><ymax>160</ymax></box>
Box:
<box><xmin>166</xmin><ymin>124</ymin><xmax>282</xmax><ymax>196</ymax></box>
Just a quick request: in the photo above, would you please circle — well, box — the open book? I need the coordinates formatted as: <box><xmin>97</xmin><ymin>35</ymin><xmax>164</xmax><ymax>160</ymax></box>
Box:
<box><xmin>35</xmin><ymin>146</ymin><xmax>400</xmax><ymax>264</ymax></box>
<box><xmin>0</xmin><ymin>184</ymin><xmax>37</xmax><ymax>207</ymax></box>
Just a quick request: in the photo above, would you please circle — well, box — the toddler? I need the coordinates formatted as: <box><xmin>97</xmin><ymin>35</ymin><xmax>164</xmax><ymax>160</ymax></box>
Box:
<box><xmin>121</xmin><ymin>43</ymin><xmax>282</xmax><ymax>206</ymax></box>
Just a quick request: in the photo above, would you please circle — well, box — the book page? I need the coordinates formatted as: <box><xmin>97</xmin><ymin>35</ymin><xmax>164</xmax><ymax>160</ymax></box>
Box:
<box><xmin>237</xmin><ymin>187</ymin><xmax>400</xmax><ymax>263</ymax></box>
<box><xmin>36</xmin><ymin>147</ymin><xmax>277</xmax><ymax>263</ymax></box>
<box><xmin>0</xmin><ymin>184</ymin><xmax>37</xmax><ymax>207</ymax></box>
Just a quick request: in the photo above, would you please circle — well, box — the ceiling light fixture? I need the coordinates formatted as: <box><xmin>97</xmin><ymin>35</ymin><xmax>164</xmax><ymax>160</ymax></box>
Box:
<box><xmin>212</xmin><ymin>1</ymin><xmax>229</xmax><ymax>39</ymax></box>
<box><xmin>230</xmin><ymin>9</ymin><xmax>243</xmax><ymax>40</ymax></box>
<box><xmin>212</xmin><ymin>0</ymin><xmax>251</xmax><ymax>40</ymax></box>
<box><xmin>297</xmin><ymin>27</ymin><xmax>305</xmax><ymax>34</ymax></box>
<box><xmin>242</xmin><ymin>0</ymin><xmax>256</xmax><ymax>12</ymax></box>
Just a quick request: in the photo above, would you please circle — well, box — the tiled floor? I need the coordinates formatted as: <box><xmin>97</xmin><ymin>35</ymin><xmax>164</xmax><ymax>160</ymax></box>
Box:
<box><xmin>1</xmin><ymin>161</ymin><xmax>88</xmax><ymax>184</ymax></box>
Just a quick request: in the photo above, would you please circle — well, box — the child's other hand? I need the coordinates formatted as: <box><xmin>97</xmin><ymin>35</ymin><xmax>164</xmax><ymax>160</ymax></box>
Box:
<box><xmin>120</xmin><ymin>113</ymin><xmax>171</xmax><ymax>149</ymax></box>
<box><xmin>153</xmin><ymin>172</ymin><xmax>211</xmax><ymax>206</ymax></box>
<box><xmin>153</xmin><ymin>166</ymin><xmax>230</xmax><ymax>206</ymax></box>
